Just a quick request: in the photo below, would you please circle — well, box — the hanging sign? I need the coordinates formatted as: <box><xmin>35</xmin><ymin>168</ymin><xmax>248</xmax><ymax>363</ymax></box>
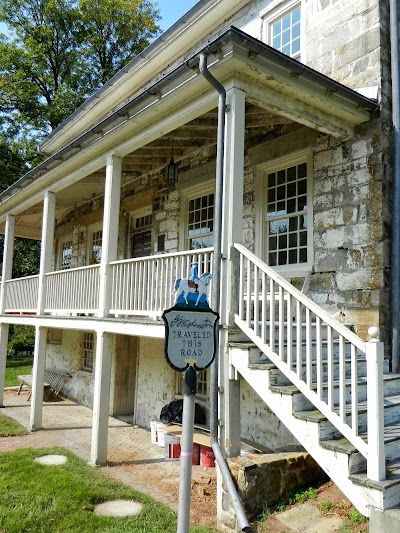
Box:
<box><xmin>162</xmin><ymin>261</ymin><xmax>219</xmax><ymax>372</ymax></box>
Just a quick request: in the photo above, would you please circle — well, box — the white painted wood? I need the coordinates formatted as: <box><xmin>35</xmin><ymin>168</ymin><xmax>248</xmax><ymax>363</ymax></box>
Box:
<box><xmin>366</xmin><ymin>328</ymin><xmax>385</xmax><ymax>481</ymax></box>
<box><xmin>30</xmin><ymin>326</ymin><xmax>48</xmax><ymax>430</ymax></box>
<box><xmin>0</xmin><ymin>324</ymin><xmax>9</xmax><ymax>405</ymax></box>
<box><xmin>327</xmin><ymin>325</ymin><xmax>334</xmax><ymax>409</ymax></box>
<box><xmin>91</xmin><ymin>331</ymin><xmax>113</xmax><ymax>464</ymax></box>
<box><xmin>98</xmin><ymin>155</ymin><xmax>122</xmax><ymax>318</ymax></box>
<box><xmin>316</xmin><ymin>316</ymin><xmax>322</xmax><ymax>399</ymax></box>
<box><xmin>37</xmin><ymin>192</ymin><xmax>56</xmax><ymax>315</ymax></box>
<box><xmin>5</xmin><ymin>275</ymin><xmax>39</xmax><ymax>312</ymax></box>
<box><xmin>351</xmin><ymin>343</ymin><xmax>358</xmax><ymax>435</ymax></box>
<box><xmin>0</xmin><ymin>215</ymin><xmax>15</xmax><ymax>313</ymax></box>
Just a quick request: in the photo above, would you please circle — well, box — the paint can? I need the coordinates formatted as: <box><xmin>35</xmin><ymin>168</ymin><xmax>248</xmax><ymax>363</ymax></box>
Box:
<box><xmin>200</xmin><ymin>444</ymin><xmax>215</xmax><ymax>467</ymax></box>
<box><xmin>150</xmin><ymin>420</ymin><xmax>158</xmax><ymax>444</ymax></box>
<box><xmin>192</xmin><ymin>442</ymin><xmax>200</xmax><ymax>465</ymax></box>
<box><xmin>164</xmin><ymin>434</ymin><xmax>181</xmax><ymax>461</ymax></box>
<box><xmin>156</xmin><ymin>423</ymin><xmax>166</xmax><ymax>448</ymax></box>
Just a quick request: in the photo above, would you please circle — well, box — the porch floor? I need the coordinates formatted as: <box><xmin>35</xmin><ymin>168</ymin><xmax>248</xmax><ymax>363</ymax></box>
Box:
<box><xmin>0</xmin><ymin>389</ymin><xmax>217</xmax><ymax>529</ymax></box>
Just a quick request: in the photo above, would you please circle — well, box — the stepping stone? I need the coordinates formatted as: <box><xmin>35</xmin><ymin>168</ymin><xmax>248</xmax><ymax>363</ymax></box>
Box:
<box><xmin>34</xmin><ymin>454</ymin><xmax>68</xmax><ymax>465</ymax></box>
<box><xmin>94</xmin><ymin>500</ymin><xmax>143</xmax><ymax>517</ymax></box>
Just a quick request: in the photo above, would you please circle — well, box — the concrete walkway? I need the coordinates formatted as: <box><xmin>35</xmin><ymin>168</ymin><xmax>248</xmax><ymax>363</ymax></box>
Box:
<box><xmin>0</xmin><ymin>389</ymin><xmax>217</xmax><ymax>528</ymax></box>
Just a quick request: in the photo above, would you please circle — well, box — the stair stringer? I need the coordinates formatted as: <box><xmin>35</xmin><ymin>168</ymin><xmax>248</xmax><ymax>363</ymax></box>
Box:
<box><xmin>230</xmin><ymin>347</ymin><xmax>395</xmax><ymax>517</ymax></box>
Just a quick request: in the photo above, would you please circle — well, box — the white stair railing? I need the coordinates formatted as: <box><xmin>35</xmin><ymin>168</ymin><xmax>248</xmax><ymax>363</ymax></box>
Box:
<box><xmin>234</xmin><ymin>242</ymin><xmax>385</xmax><ymax>481</ymax></box>
<box><xmin>110</xmin><ymin>248</ymin><xmax>214</xmax><ymax>317</ymax></box>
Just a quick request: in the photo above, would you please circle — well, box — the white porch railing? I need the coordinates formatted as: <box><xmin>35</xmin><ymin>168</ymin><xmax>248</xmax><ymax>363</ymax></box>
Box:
<box><xmin>45</xmin><ymin>264</ymin><xmax>100</xmax><ymax>314</ymax></box>
<box><xmin>110</xmin><ymin>248</ymin><xmax>214</xmax><ymax>317</ymax></box>
<box><xmin>233</xmin><ymin>242</ymin><xmax>385</xmax><ymax>481</ymax></box>
<box><xmin>5</xmin><ymin>275</ymin><xmax>39</xmax><ymax>313</ymax></box>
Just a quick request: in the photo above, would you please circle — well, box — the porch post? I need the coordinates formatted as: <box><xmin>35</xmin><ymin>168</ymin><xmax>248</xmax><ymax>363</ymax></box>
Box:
<box><xmin>0</xmin><ymin>214</ymin><xmax>15</xmax><ymax>312</ymax></box>
<box><xmin>91</xmin><ymin>331</ymin><xmax>113</xmax><ymax>465</ymax></box>
<box><xmin>0</xmin><ymin>214</ymin><xmax>15</xmax><ymax>406</ymax></box>
<box><xmin>220</xmin><ymin>87</ymin><xmax>246</xmax><ymax>457</ymax></box>
<box><xmin>98</xmin><ymin>155</ymin><xmax>121</xmax><ymax>318</ymax></box>
<box><xmin>30</xmin><ymin>326</ymin><xmax>48</xmax><ymax>430</ymax></box>
<box><xmin>37</xmin><ymin>191</ymin><xmax>56</xmax><ymax>314</ymax></box>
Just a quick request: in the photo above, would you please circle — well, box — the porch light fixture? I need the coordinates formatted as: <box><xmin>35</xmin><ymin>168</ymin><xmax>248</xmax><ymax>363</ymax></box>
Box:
<box><xmin>165</xmin><ymin>140</ymin><xmax>178</xmax><ymax>184</ymax></box>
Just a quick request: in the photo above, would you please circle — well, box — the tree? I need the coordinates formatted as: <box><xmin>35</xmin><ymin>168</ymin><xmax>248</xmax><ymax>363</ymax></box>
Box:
<box><xmin>0</xmin><ymin>137</ymin><xmax>27</xmax><ymax>191</ymax></box>
<box><xmin>0</xmin><ymin>0</ymin><xmax>160</xmax><ymax>138</ymax></box>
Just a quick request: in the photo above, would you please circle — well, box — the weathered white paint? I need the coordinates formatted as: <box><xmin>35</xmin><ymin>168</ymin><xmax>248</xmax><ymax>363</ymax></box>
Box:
<box><xmin>0</xmin><ymin>214</ymin><xmax>15</xmax><ymax>313</ymax></box>
<box><xmin>134</xmin><ymin>337</ymin><xmax>175</xmax><ymax>428</ymax></box>
<box><xmin>30</xmin><ymin>326</ymin><xmax>48</xmax><ymax>430</ymax></box>
<box><xmin>37</xmin><ymin>192</ymin><xmax>56</xmax><ymax>314</ymax></box>
<box><xmin>0</xmin><ymin>324</ymin><xmax>9</xmax><ymax>406</ymax></box>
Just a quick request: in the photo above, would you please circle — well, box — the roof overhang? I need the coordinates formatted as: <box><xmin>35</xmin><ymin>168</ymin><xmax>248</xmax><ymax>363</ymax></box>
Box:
<box><xmin>0</xmin><ymin>27</ymin><xmax>377</xmax><ymax>221</ymax></box>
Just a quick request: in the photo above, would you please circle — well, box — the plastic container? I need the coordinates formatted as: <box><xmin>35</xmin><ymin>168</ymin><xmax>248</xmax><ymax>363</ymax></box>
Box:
<box><xmin>192</xmin><ymin>442</ymin><xmax>200</xmax><ymax>465</ymax></box>
<box><xmin>150</xmin><ymin>420</ymin><xmax>158</xmax><ymax>444</ymax></box>
<box><xmin>164</xmin><ymin>434</ymin><xmax>181</xmax><ymax>461</ymax></box>
<box><xmin>156</xmin><ymin>423</ymin><xmax>166</xmax><ymax>448</ymax></box>
<box><xmin>200</xmin><ymin>444</ymin><xmax>215</xmax><ymax>467</ymax></box>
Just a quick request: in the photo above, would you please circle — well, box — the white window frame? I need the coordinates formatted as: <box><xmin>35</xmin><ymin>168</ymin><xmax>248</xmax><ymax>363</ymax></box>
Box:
<box><xmin>129</xmin><ymin>207</ymin><xmax>153</xmax><ymax>258</ymax></box>
<box><xmin>82</xmin><ymin>331</ymin><xmax>95</xmax><ymax>372</ymax></box>
<box><xmin>261</xmin><ymin>0</ymin><xmax>303</xmax><ymax>61</ymax></box>
<box><xmin>175</xmin><ymin>369</ymin><xmax>209</xmax><ymax>401</ymax></box>
<box><xmin>255</xmin><ymin>149</ymin><xmax>313</xmax><ymax>278</ymax></box>
<box><xmin>179</xmin><ymin>180</ymin><xmax>215</xmax><ymax>252</ymax></box>
<box><xmin>58</xmin><ymin>235</ymin><xmax>73</xmax><ymax>270</ymax></box>
<box><xmin>87</xmin><ymin>222</ymin><xmax>103</xmax><ymax>265</ymax></box>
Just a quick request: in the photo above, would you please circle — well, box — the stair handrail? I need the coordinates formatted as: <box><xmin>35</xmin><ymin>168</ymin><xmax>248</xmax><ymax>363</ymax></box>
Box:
<box><xmin>234</xmin><ymin>242</ymin><xmax>365</xmax><ymax>351</ymax></box>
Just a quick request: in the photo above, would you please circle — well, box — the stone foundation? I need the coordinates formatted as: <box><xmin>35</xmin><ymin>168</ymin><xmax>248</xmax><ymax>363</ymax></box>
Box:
<box><xmin>219</xmin><ymin>452</ymin><xmax>327</xmax><ymax>532</ymax></box>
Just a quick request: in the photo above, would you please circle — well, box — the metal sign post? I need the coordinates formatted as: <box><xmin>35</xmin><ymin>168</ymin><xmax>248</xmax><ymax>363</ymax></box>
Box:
<box><xmin>162</xmin><ymin>264</ymin><xmax>219</xmax><ymax>533</ymax></box>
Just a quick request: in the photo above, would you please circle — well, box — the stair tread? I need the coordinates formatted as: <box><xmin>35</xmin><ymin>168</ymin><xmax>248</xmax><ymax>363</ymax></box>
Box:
<box><xmin>321</xmin><ymin>421</ymin><xmax>400</xmax><ymax>454</ymax></box>
<box><xmin>270</xmin><ymin>374</ymin><xmax>400</xmax><ymax>395</ymax></box>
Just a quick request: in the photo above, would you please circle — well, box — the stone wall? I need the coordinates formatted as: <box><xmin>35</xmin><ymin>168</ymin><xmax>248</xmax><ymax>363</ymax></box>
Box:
<box><xmin>219</xmin><ymin>452</ymin><xmax>327</xmax><ymax>531</ymax></box>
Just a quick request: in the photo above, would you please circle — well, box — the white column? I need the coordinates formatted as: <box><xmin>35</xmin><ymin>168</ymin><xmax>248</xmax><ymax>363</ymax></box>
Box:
<box><xmin>0</xmin><ymin>214</ymin><xmax>14</xmax><ymax>406</ymax></box>
<box><xmin>0</xmin><ymin>214</ymin><xmax>15</xmax><ymax>313</ymax></box>
<box><xmin>30</xmin><ymin>326</ymin><xmax>48</xmax><ymax>430</ymax></box>
<box><xmin>98</xmin><ymin>155</ymin><xmax>122</xmax><ymax>318</ymax></box>
<box><xmin>91</xmin><ymin>331</ymin><xmax>113</xmax><ymax>465</ymax></box>
<box><xmin>0</xmin><ymin>324</ymin><xmax>9</xmax><ymax>406</ymax></box>
<box><xmin>366</xmin><ymin>326</ymin><xmax>385</xmax><ymax>481</ymax></box>
<box><xmin>220</xmin><ymin>87</ymin><xmax>246</xmax><ymax>457</ymax></box>
<box><xmin>37</xmin><ymin>191</ymin><xmax>56</xmax><ymax>314</ymax></box>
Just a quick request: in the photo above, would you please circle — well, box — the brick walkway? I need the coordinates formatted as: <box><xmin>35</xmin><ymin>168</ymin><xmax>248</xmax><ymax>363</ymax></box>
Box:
<box><xmin>0</xmin><ymin>389</ymin><xmax>217</xmax><ymax>523</ymax></box>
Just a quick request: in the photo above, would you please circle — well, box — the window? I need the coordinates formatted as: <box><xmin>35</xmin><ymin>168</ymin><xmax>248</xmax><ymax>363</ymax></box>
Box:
<box><xmin>48</xmin><ymin>329</ymin><xmax>63</xmax><ymax>344</ymax></box>
<box><xmin>257</xmin><ymin>152</ymin><xmax>312</xmax><ymax>275</ymax></box>
<box><xmin>131</xmin><ymin>212</ymin><xmax>153</xmax><ymax>258</ymax></box>
<box><xmin>187</xmin><ymin>192</ymin><xmax>214</xmax><ymax>249</ymax></box>
<box><xmin>59</xmin><ymin>238</ymin><xmax>73</xmax><ymax>270</ymax></box>
<box><xmin>175</xmin><ymin>369</ymin><xmax>208</xmax><ymax>399</ymax></box>
<box><xmin>82</xmin><ymin>332</ymin><xmax>95</xmax><ymax>372</ymax></box>
<box><xmin>266</xmin><ymin>2</ymin><xmax>301</xmax><ymax>60</ymax></box>
<box><xmin>88</xmin><ymin>225</ymin><xmax>102</xmax><ymax>264</ymax></box>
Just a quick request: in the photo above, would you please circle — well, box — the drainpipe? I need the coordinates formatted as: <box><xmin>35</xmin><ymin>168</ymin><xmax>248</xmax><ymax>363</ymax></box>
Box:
<box><xmin>199</xmin><ymin>53</ymin><xmax>251</xmax><ymax>532</ymax></box>
<box><xmin>390</xmin><ymin>0</ymin><xmax>400</xmax><ymax>373</ymax></box>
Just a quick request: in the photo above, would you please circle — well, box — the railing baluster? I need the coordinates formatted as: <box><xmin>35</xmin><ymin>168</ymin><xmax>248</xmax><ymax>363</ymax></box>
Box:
<box><xmin>278</xmin><ymin>286</ymin><xmax>284</xmax><ymax>360</ymax></box>
<box><xmin>327</xmin><ymin>326</ymin><xmax>334</xmax><ymax>409</ymax></box>
<box><xmin>306</xmin><ymin>308</ymin><xmax>312</xmax><ymax>387</ymax></box>
<box><xmin>246</xmin><ymin>258</ymin><xmax>251</xmax><ymax>327</ymax></box>
<box><xmin>287</xmin><ymin>294</ymin><xmax>293</xmax><ymax>368</ymax></box>
<box><xmin>253</xmin><ymin>265</ymin><xmax>259</xmax><ymax>337</ymax></box>
<box><xmin>339</xmin><ymin>336</ymin><xmax>346</xmax><ymax>422</ymax></box>
<box><xmin>351</xmin><ymin>344</ymin><xmax>358</xmax><ymax>434</ymax></box>
<box><xmin>239</xmin><ymin>253</ymin><xmax>244</xmax><ymax>320</ymax></box>
<box><xmin>296</xmin><ymin>300</ymin><xmax>302</xmax><ymax>378</ymax></box>
<box><xmin>316</xmin><ymin>316</ymin><xmax>322</xmax><ymax>399</ymax></box>
<box><xmin>269</xmin><ymin>278</ymin><xmax>275</xmax><ymax>350</ymax></box>
<box><xmin>261</xmin><ymin>271</ymin><xmax>266</xmax><ymax>343</ymax></box>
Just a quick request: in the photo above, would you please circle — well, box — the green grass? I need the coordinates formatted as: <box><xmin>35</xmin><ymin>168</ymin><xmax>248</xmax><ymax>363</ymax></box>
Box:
<box><xmin>4</xmin><ymin>356</ymin><xmax>33</xmax><ymax>387</ymax></box>
<box><xmin>275</xmin><ymin>486</ymin><xmax>318</xmax><ymax>512</ymax></box>
<box><xmin>0</xmin><ymin>447</ymin><xmax>216</xmax><ymax>532</ymax></box>
<box><xmin>0</xmin><ymin>412</ymin><xmax>27</xmax><ymax>437</ymax></box>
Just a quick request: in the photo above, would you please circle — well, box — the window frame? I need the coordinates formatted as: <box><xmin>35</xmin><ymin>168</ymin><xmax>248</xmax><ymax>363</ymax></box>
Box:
<box><xmin>262</xmin><ymin>0</ymin><xmax>303</xmax><ymax>61</ymax></box>
<box><xmin>87</xmin><ymin>222</ymin><xmax>103</xmax><ymax>265</ymax></box>
<box><xmin>82</xmin><ymin>331</ymin><xmax>95</xmax><ymax>372</ymax></box>
<box><xmin>179</xmin><ymin>181</ymin><xmax>215</xmax><ymax>252</ymax></box>
<box><xmin>175</xmin><ymin>368</ymin><xmax>209</xmax><ymax>401</ymax></box>
<box><xmin>255</xmin><ymin>149</ymin><xmax>313</xmax><ymax>278</ymax></box>
<box><xmin>58</xmin><ymin>235</ymin><xmax>74</xmax><ymax>270</ymax></box>
<box><xmin>130</xmin><ymin>207</ymin><xmax>153</xmax><ymax>258</ymax></box>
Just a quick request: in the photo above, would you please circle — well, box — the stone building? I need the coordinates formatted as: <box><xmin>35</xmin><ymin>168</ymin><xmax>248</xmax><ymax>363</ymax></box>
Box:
<box><xmin>0</xmin><ymin>0</ymin><xmax>399</xmax><ymax>530</ymax></box>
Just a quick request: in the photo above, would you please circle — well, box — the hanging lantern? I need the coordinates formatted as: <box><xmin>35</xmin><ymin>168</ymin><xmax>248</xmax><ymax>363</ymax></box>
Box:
<box><xmin>165</xmin><ymin>141</ymin><xmax>178</xmax><ymax>184</ymax></box>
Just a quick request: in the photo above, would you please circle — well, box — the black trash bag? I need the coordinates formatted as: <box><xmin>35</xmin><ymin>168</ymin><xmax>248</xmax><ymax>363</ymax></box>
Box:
<box><xmin>160</xmin><ymin>399</ymin><xmax>206</xmax><ymax>425</ymax></box>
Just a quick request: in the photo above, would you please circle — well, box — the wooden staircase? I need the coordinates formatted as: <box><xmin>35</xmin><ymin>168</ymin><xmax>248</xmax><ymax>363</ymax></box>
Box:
<box><xmin>230</xmin><ymin>243</ymin><xmax>400</xmax><ymax>517</ymax></box>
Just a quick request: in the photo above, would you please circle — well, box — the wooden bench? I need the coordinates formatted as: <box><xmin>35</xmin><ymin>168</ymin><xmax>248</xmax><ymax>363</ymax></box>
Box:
<box><xmin>18</xmin><ymin>369</ymin><xmax>71</xmax><ymax>401</ymax></box>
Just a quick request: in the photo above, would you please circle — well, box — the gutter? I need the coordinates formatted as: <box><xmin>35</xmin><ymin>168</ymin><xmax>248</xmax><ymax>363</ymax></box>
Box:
<box><xmin>199</xmin><ymin>53</ymin><xmax>251</xmax><ymax>533</ymax></box>
<box><xmin>0</xmin><ymin>27</ymin><xmax>378</xmax><ymax>208</ymax></box>
<box><xmin>390</xmin><ymin>0</ymin><xmax>400</xmax><ymax>373</ymax></box>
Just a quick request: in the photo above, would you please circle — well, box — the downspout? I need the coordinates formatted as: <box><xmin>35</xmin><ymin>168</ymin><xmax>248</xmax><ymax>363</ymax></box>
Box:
<box><xmin>199</xmin><ymin>53</ymin><xmax>251</xmax><ymax>532</ymax></box>
<box><xmin>390</xmin><ymin>0</ymin><xmax>400</xmax><ymax>373</ymax></box>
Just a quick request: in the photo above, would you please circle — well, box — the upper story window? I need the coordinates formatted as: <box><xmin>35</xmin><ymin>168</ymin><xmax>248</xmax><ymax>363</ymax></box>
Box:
<box><xmin>187</xmin><ymin>192</ymin><xmax>214</xmax><ymax>250</ymax></box>
<box><xmin>265</xmin><ymin>2</ymin><xmax>301</xmax><ymax>60</ymax></box>
<box><xmin>60</xmin><ymin>239</ymin><xmax>73</xmax><ymax>270</ymax></box>
<box><xmin>131</xmin><ymin>211</ymin><xmax>153</xmax><ymax>258</ymax></box>
<box><xmin>88</xmin><ymin>224</ymin><xmax>102</xmax><ymax>264</ymax></box>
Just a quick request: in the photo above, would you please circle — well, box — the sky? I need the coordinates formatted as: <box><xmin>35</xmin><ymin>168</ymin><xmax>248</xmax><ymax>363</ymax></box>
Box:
<box><xmin>157</xmin><ymin>0</ymin><xmax>199</xmax><ymax>30</ymax></box>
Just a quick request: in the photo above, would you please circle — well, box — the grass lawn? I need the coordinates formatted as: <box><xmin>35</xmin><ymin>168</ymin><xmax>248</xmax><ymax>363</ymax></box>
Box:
<box><xmin>0</xmin><ymin>412</ymin><xmax>27</xmax><ymax>437</ymax></box>
<box><xmin>5</xmin><ymin>356</ymin><xmax>33</xmax><ymax>387</ymax></box>
<box><xmin>0</xmin><ymin>447</ymin><xmax>217</xmax><ymax>533</ymax></box>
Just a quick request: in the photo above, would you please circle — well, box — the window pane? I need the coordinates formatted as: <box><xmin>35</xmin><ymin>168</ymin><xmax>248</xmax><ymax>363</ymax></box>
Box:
<box><xmin>268</xmin><ymin>173</ymin><xmax>276</xmax><ymax>187</ymax></box>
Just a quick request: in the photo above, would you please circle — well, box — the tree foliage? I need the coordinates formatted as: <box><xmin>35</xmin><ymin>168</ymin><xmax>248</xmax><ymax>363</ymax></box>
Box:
<box><xmin>0</xmin><ymin>0</ymin><xmax>160</xmax><ymax>137</ymax></box>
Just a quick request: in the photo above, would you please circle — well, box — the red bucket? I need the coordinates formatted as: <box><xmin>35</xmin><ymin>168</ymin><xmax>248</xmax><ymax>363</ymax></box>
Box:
<box><xmin>164</xmin><ymin>434</ymin><xmax>181</xmax><ymax>461</ymax></box>
<box><xmin>200</xmin><ymin>445</ymin><xmax>215</xmax><ymax>467</ymax></box>
<box><xmin>192</xmin><ymin>442</ymin><xmax>200</xmax><ymax>465</ymax></box>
